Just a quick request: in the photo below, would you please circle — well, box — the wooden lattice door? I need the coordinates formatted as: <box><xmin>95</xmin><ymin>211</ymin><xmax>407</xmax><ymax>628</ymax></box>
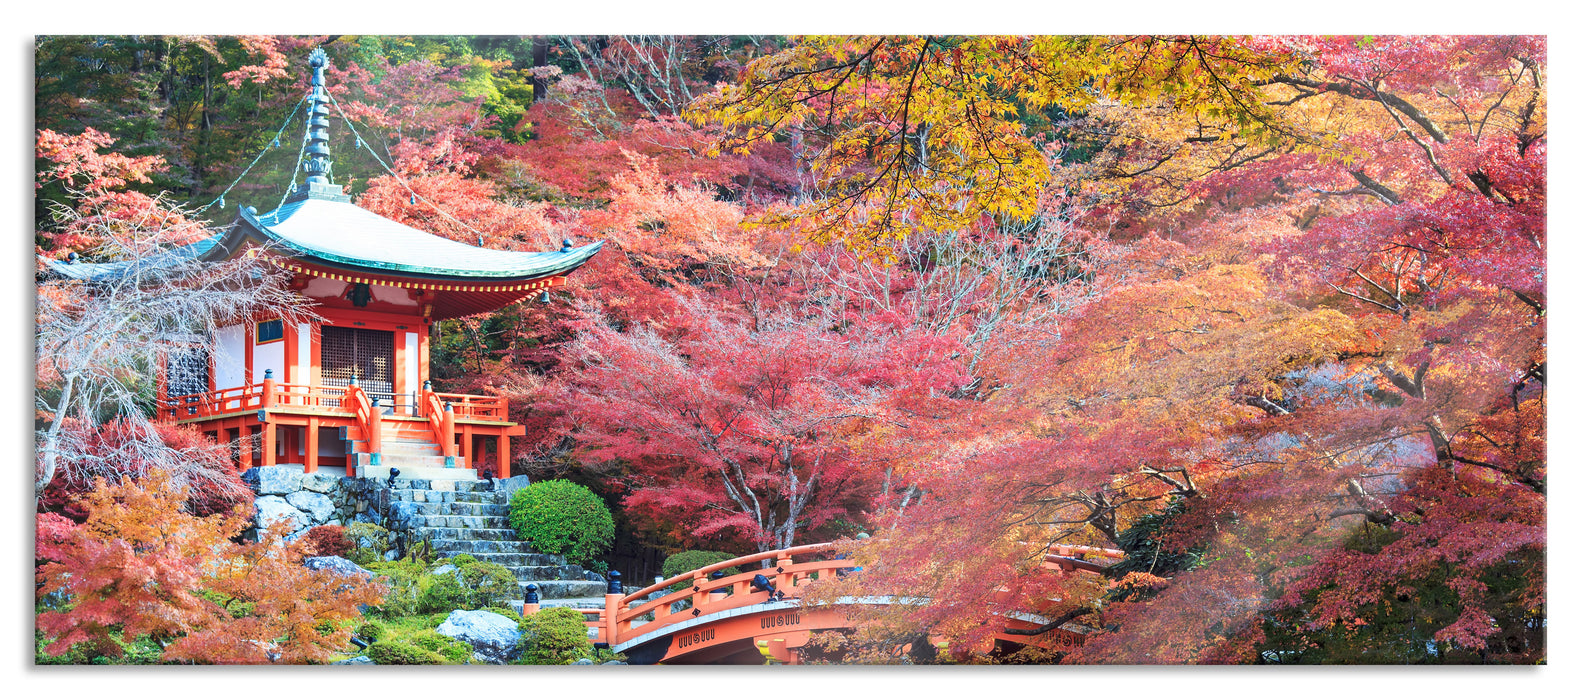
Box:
<box><xmin>320</xmin><ymin>326</ymin><xmax>395</xmax><ymax>401</ymax></box>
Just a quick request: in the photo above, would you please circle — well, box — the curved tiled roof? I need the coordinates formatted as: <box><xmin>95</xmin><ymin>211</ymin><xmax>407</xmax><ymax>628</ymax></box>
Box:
<box><xmin>235</xmin><ymin>194</ymin><xmax>601</xmax><ymax>280</ymax></box>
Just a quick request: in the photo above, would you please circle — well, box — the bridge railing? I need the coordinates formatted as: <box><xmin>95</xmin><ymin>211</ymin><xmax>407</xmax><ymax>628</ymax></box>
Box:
<box><xmin>576</xmin><ymin>542</ymin><xmax>849</xmax><ymax>647</ymax></box>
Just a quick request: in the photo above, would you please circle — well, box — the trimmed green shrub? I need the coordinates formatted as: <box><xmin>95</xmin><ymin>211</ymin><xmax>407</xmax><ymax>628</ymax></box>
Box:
<box><xmin>507</xmin><ymin>480</ymin><xmax>614</xmax><ymax>567</ymax></box>
<box><xmin>367</xmin><ymin>640</ymin><xmax>446</xmax><ymax>665</ymax></box>
<box><xmin>355</xmin><ymin>620</ymin><xmax>387</xmax><ymax>642</ymax></box>
<box><xmin>416</xmin><ymin>556</ymin><xmax>519</xmax><ymax>613</ymax></box>
<box><xmin>409</xmin><ymin>630</ymin><xmax>474</xmax><ymax>664</ymax></box>
<box><xmin>516</xmin><ymin>607</ymin><xmax>595</xmax><ymax>665</ymax></box>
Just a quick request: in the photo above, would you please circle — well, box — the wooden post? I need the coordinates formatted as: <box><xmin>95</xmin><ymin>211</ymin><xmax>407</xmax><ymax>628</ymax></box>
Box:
<box><xmin>522</xmin><ymin>583</ymin><xmax>540</xmax><ymax>618</ymax></box>
<box><xmin>776</xmin><ymin>554</ymin><xmax>795</xmax><ymax>593</ymax></box>
<box><xmin>368</xmin><ymin>397</ymin><xmax>383</xmax><ymax>463</ymax></box>
<box><xmin>239</xmin><ymin>425</ymin><xmax>254</xmax><ymax>470</ymax></box>
<box><xmin>261</xmin><ymin>423</ymin><xmax>276</xmax><ymax>467</ymax></box>
<box><xmin>604</xmin><ymin>571</ymin><xmax>623</xmax><ymax>646</ymax></box>
<box><xmin>305</xmin><ymin>417</ymin><xmax>320</xmax><ymax>473</ymax></box>
<box><xmin>496</xmin><ymin>434</ymin><xmax>510</xmax><ymax>478</ymax></box>
<box><xmin>261</xmin><ymin>368</ymin><xmax>276</xmax><ymax>409</ymax></box>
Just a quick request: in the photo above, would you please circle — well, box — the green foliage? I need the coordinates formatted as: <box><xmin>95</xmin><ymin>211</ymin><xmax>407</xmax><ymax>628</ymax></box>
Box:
<box><xmin>344</xmin><ymin>522</ymin><xmax>391</xmax><ymax>565</ymax></box>
<box><xmin>364</xmin><ymin>560</ymin><xmax>428</xmax><ymax>617</ymax></box>
<box><xmin>416</xmin><ymin>555</ymin><xmax>520</xmax><ymax>613</ymax></box>
<box><xmin>355</xmin><ymin>620</ymin><xmax>387</xmax><ymax>642</ymax></box>
<box><xmin>409</xmin><ymin>630</ymin><xmax>475</xmax><ymax>664</ymax></box>
<box><xmin>1109</xmin><ymin>502</ymin><xmax>1208</xmax><ymax>579</ymax></box>
<box><xmin>484</xmin><ymin>606</ymin><xmax>523</xmax><ymax>624</ymax></box>
<box><xmin>366</xmin><ymin>640</ymin><xmax>446</xmax><ymax>665</ymax></box>
<box><xmin>516</xmin><ymin>607</ymin><xmax>595</xmax><ymax>665</ymax></box>
<box><xmin>661</xmin><ymin>550</ymin><xmax>741</xmax><ymax>591</ymax></box>
<box><xmin>507</xmin><ymin>480</ymin><xmax>614</xmax><ymax>567</ymax></box>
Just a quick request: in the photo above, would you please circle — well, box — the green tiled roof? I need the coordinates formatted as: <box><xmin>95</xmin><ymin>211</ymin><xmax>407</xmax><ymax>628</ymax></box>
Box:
<box><xmin>237</xmin><ymin>193</ymin><xmax>601</xmax><ymax>280</ymax></box>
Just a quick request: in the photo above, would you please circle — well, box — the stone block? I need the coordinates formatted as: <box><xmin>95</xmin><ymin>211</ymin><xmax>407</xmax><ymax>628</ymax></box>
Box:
<box><xmin>254</xmin><ymin>496</ymin><xmax>307</xmax><ymax>535</ymax></box>
<box><xmin>286</xmin><ymin>491</ymin><xmax>336</xmax><ymax>524</ymax></box>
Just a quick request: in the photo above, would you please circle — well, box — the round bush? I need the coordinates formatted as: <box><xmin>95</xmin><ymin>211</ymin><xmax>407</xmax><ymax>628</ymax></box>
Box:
<box><xmin>355</xmin><ymin>620</ymin><xmax>386</xmax><ymax>642</ymax></box>
<box><xmin>517</xmin><ymin>607</ymin><xmax>594</xmax><ymax>665</ymax></box>
<box><xmin>507</xmin><ymin>480</ymin><xmax>614</xmax><ymax>567</ymax></box>
<box><xmin>661</xmin><ymin>550</ymin><xmax>741</xmax><ymax>591</ymax></box>
<box><xmin>366</xmin><ymin>640</ymin><xmax>445</xmax><ymax>665</ymax></box>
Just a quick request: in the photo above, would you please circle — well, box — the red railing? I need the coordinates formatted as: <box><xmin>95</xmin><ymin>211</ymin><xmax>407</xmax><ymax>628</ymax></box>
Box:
<box><xmin>559</xmin><ymin>542</ymin><xmax>847</xmax><ymax>647</ymax></box>
<box><xmin>159</xmin><ymin>382</ymin><xmax>269</xmax><ymax>420</ymax></box>
<box><xmin>418</xmin><ymin>387</ymin><xmax>457</xmax><ymax>461</ymax></box>
<box><xmin>434</xmin><ymin>392</ymin><xmax>508</xmax><ymax>421</ymax></box>
<box><xmin>564</xmin><ymin>541</ymin><xmax>1129</xmax><ymax>651</ymax></box>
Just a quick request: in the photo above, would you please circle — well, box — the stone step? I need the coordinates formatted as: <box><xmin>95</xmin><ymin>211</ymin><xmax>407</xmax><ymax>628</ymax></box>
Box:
<box><xmin>390</xmin><ymin>492</ymin><xmax>505</xmax><ymax>511</ymax></box>
<box><xmin>521</xmin><ymin>580</ymin><xmax>611</xmax><ymax>600</ymax></box>
<box><xmin>452</xmin><ymin>551</ymin><xmax>569</xmax><ymax>568</ymax></box>
<box><xmin>502</xmin><ymin>564</ymin><xmax>588</xmax><ymax>580</ymax></box>
<box><xmin>430</xmin><ymin>538</ymin><xmax>538</xmax><ymax>554</ymax></box>
<box><xmin>415</xmin><ymin>525</ymin><xmax>518</xmax><ymax>542</ymax></box>
<box><xmin>357</xmin><ymin>464</ymin><xmax>474</xmax><ymax>480</ymax></box>
<box><xmin>415</xmin><ymin>514</ymin><xmax>510</xmax><ymax>530</ymax></box>
<box><xmin>388</xmin><ymin>478</ymin><xmax>497</xmax><ymax>493</ymax></box>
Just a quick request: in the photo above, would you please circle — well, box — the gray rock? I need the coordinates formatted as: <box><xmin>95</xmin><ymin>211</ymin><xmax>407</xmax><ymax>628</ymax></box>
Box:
<box><xmin>286</xmin><ymin>491</ymin><xmax>336</xmax><ymax>524</ymax></box>
<box><xmin>572</xmin><ymin>658</ymin><xmax>594</xmax><ymax>665</ymax></box>
<box><xmin>583</xmin><ymin>571</ymin><xmax>606</xmax><ymax>582</ymax></box>
<box><xmin>432</xmin><ymin>564</ymin><xmax>458</xmax><ymax>577</ymax></box>
<box><xmin>383</xmin><ymin>550</ymin><xmax>399</xmax><ymax>562</ymax></box>
<box><xmin>301</xmin><ymin>471</ymin><xmax>340</xmax><ymax>494</ymax></box>
<box><xmin>253</xmin><ymin>496</ymin><xmax>307</xmax><ymax>534</ymax></box>
<box><xmin>494</xmin><ymin>475</ymin><xmax>531</xmax><ymax>501</ymax></box>
<box><xmin>601</xmin><ymin>660</ymin><xmax>627</xmax><ymax>665</ymax></box>
<box><xmin>333</xmin><ymin>655</ymin><xmax>374</xmax><ymax>665</ymax></box>
<box><xmin>386</xmin><ymin>501</ymin><xmax>429</xmax><ymax>531</ymax></box>
<box><xmin>246</xmin><ymin>466</ymin><xmax>304</xmax><ymax>495</ymax></box>
<box><xmin>304</xmin><ymin>556</ymin><xmax>374</xmax><ymax>580</ymax></box>
<box><xmin>353</xmin><ymin>511</ymin><xmax>381</xmax><ymax>525</ymax></box>
<box><xmin>435</xmin><ymin>610</ymin><xmax>521</xmax><ymax>665</ymax></box>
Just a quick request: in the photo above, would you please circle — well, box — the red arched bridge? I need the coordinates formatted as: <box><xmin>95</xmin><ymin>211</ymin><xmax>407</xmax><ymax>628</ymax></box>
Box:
<box><xmin>522</xmin><ymin>541</ymin><xmax>1123</xmax><ymax>664</ymax></box>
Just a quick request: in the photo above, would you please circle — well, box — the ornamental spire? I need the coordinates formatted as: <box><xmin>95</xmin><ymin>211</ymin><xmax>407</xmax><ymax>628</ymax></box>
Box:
<box><xmin>304</xmin><ymin>48</ymin><xmax>331</xmax><ymax>185</ymax></box>
<box><xmin>289</xmin><ymin>48</ymin><xmax>349</xmax><ymax>203</ymax></box>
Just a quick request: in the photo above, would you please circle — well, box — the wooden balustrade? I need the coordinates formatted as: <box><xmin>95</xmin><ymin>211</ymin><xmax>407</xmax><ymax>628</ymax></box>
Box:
<box><xmin>433</xmin><ymin>392</ymin><xmax>508</xmax><ymax>420</ymax></box>
<box><xmin>582</xmin><ymin>542</ymin><xmax>848</xmax><ymax>647</ymax></box>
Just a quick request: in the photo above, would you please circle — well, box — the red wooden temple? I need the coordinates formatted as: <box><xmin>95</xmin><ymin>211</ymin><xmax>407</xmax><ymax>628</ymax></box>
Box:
<box><xmin>55</xmin><ymin>49</ymin><xmax>600</xmax><ymax>480</ymax></box>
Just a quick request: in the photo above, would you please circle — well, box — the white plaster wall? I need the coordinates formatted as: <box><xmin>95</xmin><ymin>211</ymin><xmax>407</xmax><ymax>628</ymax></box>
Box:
<box><xmin>253</xmin><ymin>336</ymin><xmax>284</xmax><ymax>383</ymax></box>
<box><xmin>404</xmin><ymin>331</ymin><xmax>419</xmax><ymax>402</ymax></box>
<box><xmin>214</xmin><ymin>324</ymin><xmax>245</xmax><ymax>390</ymax></box>
<box><xmin>297</xmin><ymin>322</ymin><xmax>312</xmax><ymax>383</ymax></box>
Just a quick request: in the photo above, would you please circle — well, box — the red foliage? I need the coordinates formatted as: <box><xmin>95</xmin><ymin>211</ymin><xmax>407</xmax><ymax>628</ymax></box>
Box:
<box><xmin>291</xmin><ymin>525</ymin><xmax>354</xmax><ymax>560</ymax></box>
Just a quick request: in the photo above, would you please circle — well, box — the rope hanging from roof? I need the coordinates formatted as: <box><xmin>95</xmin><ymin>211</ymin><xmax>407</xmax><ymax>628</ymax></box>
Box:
<box><xmin>193</xmin><ymin>95</ymin><xmax>307</xmax><ymax>215</ymax></box>
<box><xmin>320</xmin><ymin>89</ymin><xmax>495</xmax><ymax>242</ymax></box>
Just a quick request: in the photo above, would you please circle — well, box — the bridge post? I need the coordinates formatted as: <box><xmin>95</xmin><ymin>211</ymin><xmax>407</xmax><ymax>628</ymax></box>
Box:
<box><xmin>776</xmin><ymin>554</ymin><xmax>795</xmax><ymax>593</ymax></box>
<box><xmin>604</xmin><ymin>571</ymin><xmax>623</xmax><ymax>645</ymax></box>
<box><xmin>522</xmin><ymin>583</ymin><xmax>540</xmax><ymax>617</ymax></box>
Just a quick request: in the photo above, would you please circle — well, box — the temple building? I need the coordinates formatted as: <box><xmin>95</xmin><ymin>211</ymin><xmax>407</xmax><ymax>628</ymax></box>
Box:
<box><xmin>44</xmin><ymin>49</ymin><xmax>600</xmax><ymax>480</ymax></box>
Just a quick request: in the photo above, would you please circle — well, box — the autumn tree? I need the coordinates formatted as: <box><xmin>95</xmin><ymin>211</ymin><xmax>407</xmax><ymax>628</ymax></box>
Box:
<box><xmin>36</xmin><ymin>470</ymin><xmax>384</xmax><ymax>663</ymax></box>
<box><xmin>34</xmin><ymin>130</ymin><xmax>306</xmax><ymax>500</ymax></box>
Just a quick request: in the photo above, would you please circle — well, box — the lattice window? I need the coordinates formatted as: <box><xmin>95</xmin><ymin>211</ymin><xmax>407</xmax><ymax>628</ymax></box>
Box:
<box><xmin>165</xmin><ymin>346</ymin><xmax>209</xmax><ymax>398</ymax></box>
<box><xmin>321</xmin><ymin>326</ymin><xmax>395</xmax><ymax>400</ymax></box>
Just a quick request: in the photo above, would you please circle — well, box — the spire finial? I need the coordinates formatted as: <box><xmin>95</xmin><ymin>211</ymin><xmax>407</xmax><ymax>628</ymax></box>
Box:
<box><xmin>303</xmin><ymin>49</ymin><xmax>332</xmax><ymax>187</ymax></box>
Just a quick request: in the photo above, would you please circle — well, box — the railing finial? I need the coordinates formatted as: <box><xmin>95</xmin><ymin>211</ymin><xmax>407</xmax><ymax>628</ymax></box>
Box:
<box><xmin>607</xmin><ymin>570</ymin><xmax>622</xmax><ymax>595</ymax></box>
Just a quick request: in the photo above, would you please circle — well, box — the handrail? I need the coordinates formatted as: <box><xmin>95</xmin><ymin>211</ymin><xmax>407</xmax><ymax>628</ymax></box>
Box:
<box><xmin>622</xmin><ymin>542</ymin><xmax>844</xmax><ymax>604</ymax></box>
<box><xmin>419</xmin><ymin>388</ymin><xmax>457</xmax><ymax>459</ymax></box>
<box><xmin>345</xmin><ymin>384</ymin><xmax>380</xmax><ymax>456</ymax></box>
<box><xmin>433</xmin><ymin>391</ymin><xmax>508</xmax><ymax>421</ymax></box>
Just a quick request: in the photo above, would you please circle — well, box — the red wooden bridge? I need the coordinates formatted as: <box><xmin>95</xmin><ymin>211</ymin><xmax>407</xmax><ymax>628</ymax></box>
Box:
<box><xmin>529</xmin><ymin>541</ymin><xmax>1123</xmax><ymax>664</ymax></box>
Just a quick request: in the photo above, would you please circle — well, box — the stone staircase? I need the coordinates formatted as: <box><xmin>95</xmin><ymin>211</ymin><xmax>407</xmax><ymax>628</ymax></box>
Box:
<box><xmin>344</xmin><ymin>418</ymin><xmax>476</xmax><ymax>480</ymax></box>
<box><xmin>385</xmin><ymin>478</ymin><xmax>609</xmax><ymax>606</ymax></box>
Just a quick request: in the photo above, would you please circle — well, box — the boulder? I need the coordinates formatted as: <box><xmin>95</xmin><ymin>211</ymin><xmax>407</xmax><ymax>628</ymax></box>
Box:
<box><xmin>333</xmin><ymin>655</ymin><xmax>374</xmax><ymax>665</ymax></box>
<box><xmin>494</xmin><ymin>475</ymin><xmax>531</xmax><ymax>501</ymax></box>
<box><xmin>432</xmin><ymin>564</ymin><xmax>458</xmax><ymax>577</ymax></box>
<box><xmin>435</xmin><ymin>610</ymin><xmax>521</xmax><ymax>664</ymax></box>
<box><xmin>253</xmin><ymin>496</ymin><xmax>307</xmax><ymax>534</ymax></box>
<box><xmin>572</xmin><ymin>658</ymin><xmax>594</xmax><ymax>665</ymax></box>
<box><xmin>243</xmin><ymin>466</ymin><xmax>303</xmax><ymax>495</ymax></box>
<box><xmin>300</xmin><ymin>471</ymin><xmax>340</xmax><ymax>494</ymax></box>
<box><xmin>286</xmin><ymin>491</ymin><xmax>336</xmax><ymax>524</ymax></box>
<box><xmin>303</xmin><ymin>556</ymin><xmax>375</xmax><ymax>580</ymax></box>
